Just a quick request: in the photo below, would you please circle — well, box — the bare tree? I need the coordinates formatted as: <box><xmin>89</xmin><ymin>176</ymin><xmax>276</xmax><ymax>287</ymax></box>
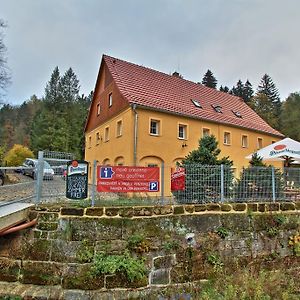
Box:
<box><xmin>0</xmin><ymin>19</ymin><xmax>10</xmax><ymax>103</ymax></box>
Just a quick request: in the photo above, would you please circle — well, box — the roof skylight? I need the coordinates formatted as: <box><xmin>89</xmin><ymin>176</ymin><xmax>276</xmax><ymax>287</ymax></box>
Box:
<box><xmin>191</xmin><ymin>99</ymin><xmax>202</xmax><ymax>108</ymax></box>
<box><xmin>232</xmin><ymin>110</ymin><xmax>242</xmax><ymax>118</ymax></box>
<box><xmin>212</xmin><ymin>105</ymin><xmax>222</xmax><ymax>113</ymax></box>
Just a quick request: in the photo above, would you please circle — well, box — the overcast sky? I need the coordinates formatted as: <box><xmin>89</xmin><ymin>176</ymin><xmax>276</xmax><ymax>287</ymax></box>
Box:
<box><xmin>1</xmin><ymin>0</ymin><xmax>300</xmax><ymax>105</ymax></box>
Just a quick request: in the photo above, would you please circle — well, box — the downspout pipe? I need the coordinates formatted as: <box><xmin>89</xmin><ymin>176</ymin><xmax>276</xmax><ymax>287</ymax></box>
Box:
<box><xmin>132</xmin><ymin>104</ymin><xmax>138</xmax><ymax>166</ymax></box>
<box><xmin>0</xmin><ymin>218</ymin><xmax>38</xmax><ymax>236</ymax></box>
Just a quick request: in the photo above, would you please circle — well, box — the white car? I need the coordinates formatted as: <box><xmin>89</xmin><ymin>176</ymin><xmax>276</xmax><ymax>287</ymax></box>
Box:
<box><xmin>22</xmin><ymin>158</ymin><xmax>54</xmax><ymax>180</ymax></box>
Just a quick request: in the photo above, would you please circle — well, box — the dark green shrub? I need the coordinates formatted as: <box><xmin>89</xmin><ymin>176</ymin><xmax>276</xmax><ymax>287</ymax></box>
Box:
<box><xmin>173</xmin><ymin>135</ymin><xmax>233</xmax><ymax>203</ymax></box>
<box><xmin>91</xmin><ymin>250</ymin><xmax>147</xmax><ymax>282</ymax></box>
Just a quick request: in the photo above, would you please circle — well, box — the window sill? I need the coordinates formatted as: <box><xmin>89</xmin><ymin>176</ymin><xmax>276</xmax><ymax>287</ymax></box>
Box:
<box><xmin>223</xmin><ymin>143</ymin><xmax>231</xmax><ymax>146</ymax></box>
<box><xmin>149</xmin><ymin>133</ymin><xmax>160</xmax><ymax>137</ymax></box>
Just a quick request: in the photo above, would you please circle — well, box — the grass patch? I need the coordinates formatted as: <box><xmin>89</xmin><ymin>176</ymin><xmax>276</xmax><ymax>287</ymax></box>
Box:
<box><xmin>199</xmin><ymin>266</ymin><xmax>300</xmax><ymax>299</ymax></box>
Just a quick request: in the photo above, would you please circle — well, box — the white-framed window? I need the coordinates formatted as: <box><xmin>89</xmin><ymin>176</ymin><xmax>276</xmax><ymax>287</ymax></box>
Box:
<box><xmin>96</xmin><ymin>132</ymin><xmax>100</xmax><ymax>145</ymax></box>
<box><xmin>104</xmin><ymin>127</ymin><xmax>109</xmax><ymax>142</ymax></box>
<box><xmin>116</xmin><ymin>120</ymin><xmax>122</xmax><ymax>137</ymax></box>
<box><xmin>178</xmin><ymin>124</ymin><xmax>187</xmax><ymax>139</ymax></box>
<box><xmin>97</xmin><ymin>103</ymin><xmax>101</xmax><ymax>116</ymax></box>
<box><xmin>202</xmin><ymin>128</ymin><xmax>210</xmax><ymax>137</ymax></box>
<box><xmin>224</xmin><ymin>132</ymin><xmax>231</xmax><ymax>145</ymax></box>
<box><xmin>242</xmin><ymin>135</ymin><xmax>248</xmax><ymax>148</ymax></box>
<box><xmin>257</xmin><ymin>137</ymin><xmax>263</xmax><ymax>149</ymax></box>
<box><xmin>88</xmin><ymin>136</ymin><xmax>92</xmax><ymax>148</ymax></box>
<box><xmin>108</xmin><ymin>93</ymin><xmax>112</xmax><ymax>107</ymax></box>
<box><xmin>150</xmin><ymin>119</ymin><xmax>160</xmax><ymax>135</ymax></box>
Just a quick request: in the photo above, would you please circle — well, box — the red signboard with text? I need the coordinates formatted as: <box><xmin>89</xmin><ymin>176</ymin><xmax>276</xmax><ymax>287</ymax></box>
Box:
<box><xmin>97</xmin><ymin>166</ymin><xmax>160</xmax><ymax>193</ymax></box>
<box><xmin>171</xmin><ymin>167</ymin><xmax>185</xmax><ymax>191</ymax></box>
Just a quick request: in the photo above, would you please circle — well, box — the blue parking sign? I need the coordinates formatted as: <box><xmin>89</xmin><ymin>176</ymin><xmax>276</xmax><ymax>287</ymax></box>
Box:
<box><xmin>149</xmin><ymin>181</ymin><xmax>159</xmax><ymax>191</ymax></box>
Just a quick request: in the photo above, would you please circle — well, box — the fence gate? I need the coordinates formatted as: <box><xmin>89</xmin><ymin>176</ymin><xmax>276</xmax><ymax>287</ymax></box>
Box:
<box><xmin>36</xmin><ymin>150</ymin><xmax>75</xmax><ymax>203</ymax></box>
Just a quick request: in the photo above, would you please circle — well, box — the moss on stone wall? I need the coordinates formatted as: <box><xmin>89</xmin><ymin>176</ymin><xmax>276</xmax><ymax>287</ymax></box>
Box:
<box><xmin>0</xmin><ymin>202</ymin><xmax>299</xmax><ymax>291</ymax></box>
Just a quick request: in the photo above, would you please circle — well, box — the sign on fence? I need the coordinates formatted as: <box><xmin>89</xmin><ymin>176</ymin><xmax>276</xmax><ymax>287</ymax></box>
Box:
<box><xmin>97</xmin><ymin>166</ymin><xmax>160</xmax><ymax>192</ymax></box>
<box><xmin>66</xmin><ymin>160</ymin><xmax>89</xmax><ymax>199</ymax></box>
<box><xmin>171</xmin><ymin>167</ymin><xmax>185</xmax><ymax>191</ymax></box>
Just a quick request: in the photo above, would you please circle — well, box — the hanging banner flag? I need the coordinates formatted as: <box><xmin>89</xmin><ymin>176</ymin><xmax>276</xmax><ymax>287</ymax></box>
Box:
<box><xmin>97</xmin><ymin>166</ymin><xmax>160</xmax><ymax>193</ymax></box>
<box><xmin>171</xmin><ymin>167</ymin><xmax>185</xmax><ymax>191</ymax></box>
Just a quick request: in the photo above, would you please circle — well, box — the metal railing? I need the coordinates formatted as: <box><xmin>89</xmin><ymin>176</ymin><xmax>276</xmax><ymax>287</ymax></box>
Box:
<box><xmin>173</xmin><ymin>165</ymin><xmax>300</xmax><ymax>204</ymax></box>
<box><xmin>1</xmin><ymin>157</ymin><xmax>300</xmax><ymax>205</ymax></box>
<box><xmin>0</xmin><ymin>151</ymin><xmax>74</xmax><ymax>205</ymax></box>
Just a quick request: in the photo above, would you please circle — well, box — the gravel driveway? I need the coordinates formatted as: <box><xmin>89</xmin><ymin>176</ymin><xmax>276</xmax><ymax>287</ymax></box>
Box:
<box><xmin>0</xmin><ymin>171</ymin><xmax>67</xmax><ymax>203</ymax></box>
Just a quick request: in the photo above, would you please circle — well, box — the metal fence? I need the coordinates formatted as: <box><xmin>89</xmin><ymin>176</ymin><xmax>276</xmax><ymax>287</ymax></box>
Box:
<box><xmin>0</xmin><ymin>151</ymin><xmax>74</xmax><ymax>205</ymax></box>
<box><xmin>1</xmin><ymin>156</ymin><xmax>300</xmax><ymax>206</ymax></box>
<box><xmin>173</xmin><ymin>164</ymin><xmax>300</xmax><ymax>204</ymax></box>
<box><xmin>0</xmin><ymin>166</ymin><xmax>36</xmax><ymax>204</ymax></box>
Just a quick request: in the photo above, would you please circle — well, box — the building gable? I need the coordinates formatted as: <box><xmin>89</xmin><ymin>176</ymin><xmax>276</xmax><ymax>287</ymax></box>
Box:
<box><xmin>85</xmin><ymin>60</ymin><xmax>130</xmax><ymax>133</ymax></box>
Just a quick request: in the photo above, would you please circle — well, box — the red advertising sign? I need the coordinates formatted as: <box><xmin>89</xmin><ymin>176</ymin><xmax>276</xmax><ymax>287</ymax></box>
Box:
<box><xmin>97</xmin><ymin>166</ymin><xmax>160</xmax><ymax>193</ymax></box>
<box><xmin>171</xmin><ymin>167</ymin><xmax>185</xmax><ymax>191</ymax></box>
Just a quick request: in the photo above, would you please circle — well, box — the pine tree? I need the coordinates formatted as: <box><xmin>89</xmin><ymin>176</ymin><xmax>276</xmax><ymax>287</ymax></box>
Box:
<box><xmin>183</xmin><ymin>135</ymin><xmax>232</xmax><ymax>166</ymax></box>
<box><xmin>251</xmin><ymin>74</ymin><xmax>281</xmax><ymax>129</ymax></box>
<box><xmin>236</xmin><ymin>153</ymin><xmax>283</xmax><ymax>201</ymax></box>
<box><xmin>174</xmin><ymin>135</ymin><xmax>233</xmax><ymax>203</ymax></box>
<box><xmin>59</xmin><ymin>68</ymin><xmax>80</xmax><ymax>104</ymax></box>
<box><xmin>201</xmin><ymin>69</ymin><xmax>217</xmax><ymax>89</ymax></box>
<box><xmin>219</xmin><ymin>85</ymin><xmax>229</xmax><ymax>93</ymax></box>
<box><xmin>31</xmin><ymin>67</ymin><xmax>85</xmax><ymax>157</ymax></box>
<box><xmin>59</xmin><ymin>68</ymin><xmax>81</xmax><ymax>157</ymax></box>
<box><xmin>230</xmin><ymin>80</ymin><xmax>253</xmax><ymax>103</ymax></box>
<box><xmin>257</xmin><ymin>74</ymin><xmax>280</xmax><ymax>103</ymax></box>
<box><xmin>280</xmin><ymin>93</ymin><xmax>300</xmax><ymax>141</ymax></box>
<box><xmin>243</xmin><ymin>80</ymin><xmax>254</xmax><ymax>103</ymax></box>
<box><xmin>257</xmin><ymin>74</ymin><xmax>281</xmax><ymax>118</ymax></box>
<box><xmin>77</xmin><ymin>92</ymin><xmax>93</xmax><ymax>158</ymax></box>
<box><xmin>44</xmin><ymin>67</ymin><xmax>62</xmax><ymax>111</ymax></box>
<box><xmin>249</xmin><ymin>153</ymin><xmax>266</xmax><ymax>167</ymax></box>
<box><xmin>249</xmin><ymin>93</ymin><xmax>278</xmax><ymax>128</ymax></box>
<box><xmin>230</xmin><ymin>80</ymin><xmax>244</xmax><ymax>98</ymax></box>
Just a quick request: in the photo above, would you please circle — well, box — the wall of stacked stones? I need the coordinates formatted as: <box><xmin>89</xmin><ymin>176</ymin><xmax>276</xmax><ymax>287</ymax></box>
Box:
<box><xmin>0</xmin><ymin>201</ymin><xmax>299</xmax><ymax>293</ymax></box>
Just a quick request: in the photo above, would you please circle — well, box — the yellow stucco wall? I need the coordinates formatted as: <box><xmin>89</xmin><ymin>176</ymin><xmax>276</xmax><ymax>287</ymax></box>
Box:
<box><xmin>85</xmin><ymin>107</ymin><xmax>134</xmax><ymax>178</ymax></box>
<box><xmin>85</xmin><ymin>107</ymin><xmax>283</xmax><ymax>196</ymax></box>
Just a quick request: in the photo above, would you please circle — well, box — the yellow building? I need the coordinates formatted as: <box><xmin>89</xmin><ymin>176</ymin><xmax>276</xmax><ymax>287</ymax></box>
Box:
<box><xmin>85</xmin><ymin>55</ymin><xmax>284</xmax><ymax>195</ymax></box>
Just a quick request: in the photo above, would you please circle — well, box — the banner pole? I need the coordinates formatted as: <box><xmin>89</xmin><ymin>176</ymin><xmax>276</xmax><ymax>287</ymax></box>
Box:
<box><xmin>92</xmin><ymin>160</ymin><xmax>97</xmax><ymax>207</ymax></box>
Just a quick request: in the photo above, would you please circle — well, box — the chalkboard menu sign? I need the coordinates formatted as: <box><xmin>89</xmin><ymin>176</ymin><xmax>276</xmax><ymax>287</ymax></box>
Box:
<box><xmin>66</xmin><ymin>160</ymin><xmax>88</xmax><ymax>200</ymax></box>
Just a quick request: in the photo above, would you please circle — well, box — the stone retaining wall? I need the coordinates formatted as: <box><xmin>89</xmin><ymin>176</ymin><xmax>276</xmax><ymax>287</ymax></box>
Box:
<box><xmin>0</xmin><ymin>202</ymin><xmax>299</xmax><ymax>299</ymax></box>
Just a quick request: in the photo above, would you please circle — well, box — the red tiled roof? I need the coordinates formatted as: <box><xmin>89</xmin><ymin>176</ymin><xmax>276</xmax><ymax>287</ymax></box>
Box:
<box><xmin>103</xmin><ymin>55</ymin><xmax>283</xmax><ymax>137</ymax></box>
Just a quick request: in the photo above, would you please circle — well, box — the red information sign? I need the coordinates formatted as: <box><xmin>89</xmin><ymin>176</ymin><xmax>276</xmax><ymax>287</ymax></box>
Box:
<box><xmin>171</xmin><ymin>167</ymin><xmax>185</xmax><ymax>191</ymax></box>
<box><xmin>97</xmin><ymin>166</ymin><xmax>160</xmax><ymax>193</ymax></box>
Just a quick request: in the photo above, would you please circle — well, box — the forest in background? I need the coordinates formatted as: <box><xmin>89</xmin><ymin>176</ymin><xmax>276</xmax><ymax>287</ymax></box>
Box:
<box><xmin>0</xmin><ymin>66</ymin><xmax>92</xmax><ymax>163</ymax></box>
<box><xmin>1</xmin><ymin>67</ymin><xmax>300</xmax><ymax>166</ymax></box>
